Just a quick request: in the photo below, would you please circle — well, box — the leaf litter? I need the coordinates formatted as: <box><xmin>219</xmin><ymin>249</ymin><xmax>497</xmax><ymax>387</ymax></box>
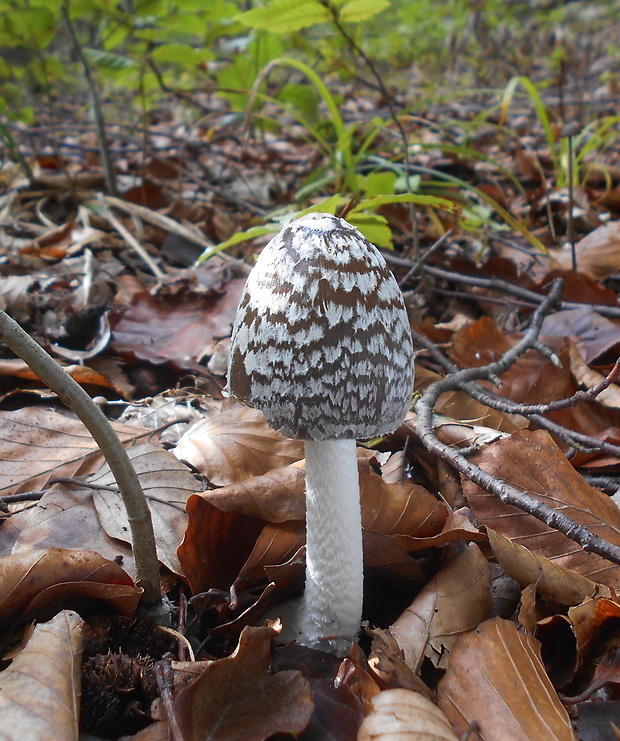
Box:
<box><xmin>1</xmin><ymin>6</ymin><xmax>620</xmax><ymax>741</ymax></box>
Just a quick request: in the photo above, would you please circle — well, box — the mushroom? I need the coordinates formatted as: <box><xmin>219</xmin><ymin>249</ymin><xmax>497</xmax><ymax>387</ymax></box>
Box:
<box><xmin>226</xmin><ymin>212</ymin><xmax>414</xmax><ymax>652</ymax></box>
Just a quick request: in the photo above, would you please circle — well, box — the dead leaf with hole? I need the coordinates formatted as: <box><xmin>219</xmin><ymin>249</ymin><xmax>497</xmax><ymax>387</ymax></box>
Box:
<box><xmin>358</xmin><ymin>688</ymin><xmax>459</xmax><ymax>741</ymax></box>
<box><xmin>173</xmin><ymin>623</ymin><xmax>313</xmax><ymax>741</ymax></box>
<box><xmin>0</xmin><ymin>610</ymin><xmax>84</xmax><ymax>741</ymax></box>
<box><xmin>87</xmin><ymin>443</ymin><xmax>202</xmax><ymax>576</ymax></box>
<box><xmin>389</xmin><ymin>543</ymin><xmax>492</xmax><ymax>671</ymax></box>
<box><xmin>0</xmin><ymin>407</ymin><xmax>152</xmax><ymax>497</ymax></box>
<box><xmin>463</xmin><ymin>430</ymin><xmax>620</xmax><ymax>590</ymax></box>
<box><xmin>0</xmin><ymin>549</ymin><xmax>141</xmax><ymax>626</ymax></box>
<box><xmin>174</xmin><ymin>403</ymin><xmax>304</xmax><ymax>486</ymax></box>
<box><xmin>437</xmin><ymin>617</ymin><xmax>576</xmax><ymax>740</ymax></box>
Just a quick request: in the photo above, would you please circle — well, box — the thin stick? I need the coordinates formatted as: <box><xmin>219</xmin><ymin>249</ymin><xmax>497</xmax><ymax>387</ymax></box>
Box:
<box><xmin>414</xmin><ymin>283</ymin><xmax>620</xmax><ymax>566</ymax></box>
<box><xmin>99</xmin><ymin>198</ymin><xmax>165</xmax><ymax>278</ymax></box>
<box><xmin>61</xmin><ymin>4</ymin><xmax>118</xmax><ymax>197</ymax></box>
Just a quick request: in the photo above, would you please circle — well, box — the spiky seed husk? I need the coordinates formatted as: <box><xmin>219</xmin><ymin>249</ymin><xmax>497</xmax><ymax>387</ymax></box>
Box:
<box><xmin>227</xmin><ymin>213</ymin><xmax>414</xmax><ymax>440</ymax></box>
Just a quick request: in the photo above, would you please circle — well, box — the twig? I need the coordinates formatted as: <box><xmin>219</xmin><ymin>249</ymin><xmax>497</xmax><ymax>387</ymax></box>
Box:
<box><xmin>61</xmin><ymin>4</ymin><xmax>118</xmax><ymax>197</ymax></box>
<box><xmin>384</xmin><ymin>257</ymin><xmax>620</xmax><ymax>319</ymax></box>
<box><xmin>97</xmin><ymin>197</ymin><xmax>165</xmax><ymax>278</ymax></box>
<box><xmin>414</xmin><ymin>282</ymin><xmax>620</xmax><ymax>566</ymax></box>
<box><xmin>0</xmin><ymin>310</ymin><xmax>161</xmax><ymax>605</ymax></box>
<box><xmin>414</xmin><ymin>324</ymin><xmax>620</xmax><ymax>458</ymax></box>
<box><xmin>154</xmin><ymin>658</ymin><xmax>186</xmax><ymax>741</ymax></box>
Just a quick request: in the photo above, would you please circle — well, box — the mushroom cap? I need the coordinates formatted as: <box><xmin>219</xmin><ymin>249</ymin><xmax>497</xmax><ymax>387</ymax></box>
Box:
<box><xmin>226</xmin><ymin>212</ymin><xmax>414</xmax><ymax>441</ymax></box>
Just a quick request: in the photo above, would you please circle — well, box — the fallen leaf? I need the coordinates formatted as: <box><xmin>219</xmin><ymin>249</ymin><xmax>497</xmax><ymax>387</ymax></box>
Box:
<box><xmin>0</xmin><ymin>407</ymin><xmax>152</xmax><ymax>497</ymax></box>
<box><xmin>0</xmin><ymin>610</ymin><xmax>84</xmax><ymax>741</ymax></box>
<box><xmin>174</xmin><ymin>403</ymin><xmax>304</xmax><ymax>486</ymax></box>
<box><xmin>389</xmin><ymin>543</ymin><xmax>492</xmax><ymax>671</ymax></box>
<box><xmin>464</xmin><ymin>430</ymin><xmax>620</xmax><ymax>590</ymax></box>
<box><xmin>88</xmin><ymin>443</ymin><xmax>202</xmax><ymax>576</ymax></box>
<box><xmin>358</xmin><ymin>688</ymin><xmax>459</xmax><ymax>741</ymax></box>
<box><xmin>0</xmin><ymin>549</ymin><xmax>141</xmax><ymax>626</ymax></box>
<box><xmin>437</xmin><ymin>617</ymin><xmax>576</xmax><ymax>740</ymax></box>
<box><xmin>10</xmin><ymin>481</ymin><xmax>134</xmax><ymax>574</ymax></box>
<box><xmin>111</xmin><ymin>278</ymin><xmax>246</xmax><ymax>366</ymax></box>
<box><xmin>554</xmin><ymin>220</ymin><xmax>620</xmax><ymax>279</ymax></box>
<box><xmin>173</xmin><ymin>623</ymin><xmax>313</xmax><ymax>740</ymax></box>
<box><xmin>486</xmin><ymin>527</ymin><xmax>608</xmax><ymax>606</ymax></box>
<box><xmin>178</xmin><ymin>495</ymin><xmax>265</xmax><ymax>594</ymax></box>
<box><xmin>541</xmin><ymin>307</ymin><xmax>620</xmax><ymax>364</ymax></box>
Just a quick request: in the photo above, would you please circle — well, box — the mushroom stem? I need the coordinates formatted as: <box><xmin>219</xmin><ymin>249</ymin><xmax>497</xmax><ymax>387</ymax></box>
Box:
<box><xmin>300</xmin><ymin>438</ymin><xmax>363</xmax><ymax>648</ymax></box>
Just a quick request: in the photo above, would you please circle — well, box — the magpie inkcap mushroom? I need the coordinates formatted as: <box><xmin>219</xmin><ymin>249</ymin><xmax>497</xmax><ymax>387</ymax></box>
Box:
<box><xmin>227</xmin><ymin>212</ymin><xmax>414</xmax><ymax>651</ymax></box>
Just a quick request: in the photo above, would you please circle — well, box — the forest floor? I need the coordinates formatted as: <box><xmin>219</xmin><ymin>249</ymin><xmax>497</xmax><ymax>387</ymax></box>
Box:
<box><xmin>1</xmin><ymin>3</ymin><xmax>620</xmax><ymax>740</ymax></box>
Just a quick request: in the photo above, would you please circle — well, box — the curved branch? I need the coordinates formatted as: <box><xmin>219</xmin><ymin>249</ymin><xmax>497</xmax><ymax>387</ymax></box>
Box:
<box><xmin>414</xmin><ymin>282</ymin><xmax>620</xmax><ymax>566</ymax></box>
<box><xmin>0</xmin><ymin>310</ymin><xmax>161</xmax><ymax>605</ymax></box>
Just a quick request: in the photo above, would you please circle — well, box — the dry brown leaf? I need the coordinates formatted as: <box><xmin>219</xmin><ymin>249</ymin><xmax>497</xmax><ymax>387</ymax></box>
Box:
<box><xmin>464</xmin><ymin>430</ymin><xmax>620</xmax><ymax>590</ymax></box>
<box><xmin>437</xmin><ymin>617</ymin><xmax>576</xmax><ymax>741</ymax></box>
<box><xmin>389</xmin><ymin>543</ymin><xmax>492</xmax><ymax>671</ymax></box>
<box><xmin>0</xmin><ymin>407</ymin><xmax>152</xmax><ymax>497</ymax></box>
<box><xmin>9</xmin><ymin>481</ymin><xmax>134</xmax><ymax>574</ymax></box>
<box><xmin>367</xmin><ymin>630</ymin><xmax>434</xmax><ymax>698</ymax></box>
<box><xmin>111</xmin><ymin>277</ymin><xmax>246</xmax><ymax>366</ymax></box>
<box><xmin>202</xmin><ymin>462</ymin><xmax>306</xmax><ymax>522</ymax></box>
<box><xmin>0</xmin><ymin>549</ymin><xmax>141</xmax><ymax>626</ymax></box>
<box><xmin>199</xmin><ymin>454</ymin><xmax>447</xmax><ymax>537</ymax></box>
<box><xmin>0</xmin><ymin>358</ymin><xmax>117</xmax><ymax>389</ymax></box>
<box><xmin>553</xmin><ymin>220</ymin><xmax>620</xmax><ymax>279</ymax></box>
<box><xmin>542</xmin><ymin>308</ymin><xmax>620</xmax><ymax>364</ymax></box>
<box><xmin>0</xmin><ymin>610</ymin><xmax>84</xmax><ymax>741</ymax></box>
<box><xmin>567</xmin><ymin>341</ymin><xmax>620</xmax><ymax>408</ymax></box>
<box><xmin>358</xmin><ymin>688</ymin><xmax>459</xmax><ymax>741</ymax></box>
<box><xmin>486</xmin><ymin>527</ymin><xmax>610</xmax><ymax>606</ymax></box>
<box><xmin>394</xmin><ymin>509</ymin><xmax>486</xmax><ymax>552</ymax></box>
<box><xmin>173</xmin><ymin>623</ymin><xmax>313</xmax><ymax>741</ymax></box>
<box><xmin>178</xmin><ymin>495</ymin><xmax>265</xmax><ymax>594</ymax></box>
<box><xmin>88</xmin><ymin>443</ymin><xmax>202</xmax><ymax>576</ymax></box>
<box><xmin>236</xmin><ymin>521</ymin><xmax>305</xmax><ymax>584</ymax></box>
<box><xmin>174</xmin><ymin>404</ymin><xmax>304</xmax><ymax>486</ymax></box>
<box><xmin>360</xmin><ymin>462</ymin><xmax>449</xmax><ymax>537</ymax></box>
<box><xmin>415</xmin><ymin>365</ymin><xmax>527</xmax><ymax>433</ymax></box>
<box><xmin>449</xmin><ymin>317</ymin><xmax>567</xmax><ymax>404</ymax></box>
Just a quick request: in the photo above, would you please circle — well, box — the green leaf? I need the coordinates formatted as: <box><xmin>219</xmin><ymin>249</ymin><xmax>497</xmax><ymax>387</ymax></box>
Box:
<box><xmin>235</xmin><ymin>0</ymin><xmax>330</xmax><ymax>33</ymax></box>
<box><xmin>151</xmin><ymin>43</ymin><xmax>212</xmax><ymax>66</ymax></box>
<box><xmin>347</xmin><ymin>212</ymin><xmax>393</xmax><ymax>248</ymax></box>
<box><xmin>352</xmin><ymin>192</ymin><xmax>461</xmax><ymax>214</ymax></box>
<box><xmin>83</xmin><ymin>48</ymin><xmax>137</xmax><ymax>71</ymax></box>
<box><xmin>218</xmin><ymin>34</ymin><xmax>283</xmax><ymax>110</ymax></box>
<box><xmin>3</xmin><ymin>8</ymin><xmax>56</xmax><ymax>48</ymax></box>
<box><xmin>278</xmin><ymin>82</ymin><xmax>319</xmax><ymax>121</ymax></box>
<box><xmin>197</xmin><ymin>226</ymin><xmax>279</xmax><ymax>263</ymax></box>
<box><xmin>361</xmin><ymin>171</ymin><xmax>397</xmax><ymax>197</ymax></box>
<box><xmin>339</xmin><ymin>0</ymin><xmax>390</xmax><ymax>23</ymax></box>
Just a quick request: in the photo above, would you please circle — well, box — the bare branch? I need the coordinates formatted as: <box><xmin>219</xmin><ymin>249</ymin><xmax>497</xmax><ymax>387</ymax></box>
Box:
<box><xmin>414</xmin><ymin>280</ymin><xmax>620</xmax><ymax>566</ymax></box>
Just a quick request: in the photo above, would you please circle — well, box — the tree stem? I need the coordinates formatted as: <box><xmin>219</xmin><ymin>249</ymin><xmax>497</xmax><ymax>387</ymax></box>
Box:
<box><xmin>0</xmin><ymin>310</ymin><xmax>161</xmax><ymax>605</ymax></box>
